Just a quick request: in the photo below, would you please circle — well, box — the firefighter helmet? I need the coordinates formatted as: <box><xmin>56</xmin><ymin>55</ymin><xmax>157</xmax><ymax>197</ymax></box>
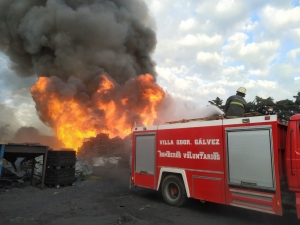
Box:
<box><xmin>237</xmin><ymin>87</ymin><xmax>246</xmax><ymax>94</ymax></box>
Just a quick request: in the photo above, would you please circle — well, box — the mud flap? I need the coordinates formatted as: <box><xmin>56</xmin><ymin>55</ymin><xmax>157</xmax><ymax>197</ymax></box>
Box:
<box><xmin>296</xmin><ymin>193</ymin><xmax>300</xmax><ymax>219</ymax></box>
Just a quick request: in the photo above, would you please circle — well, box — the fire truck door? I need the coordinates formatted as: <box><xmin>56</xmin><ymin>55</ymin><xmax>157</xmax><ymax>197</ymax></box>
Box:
<box><xmin>134</xmin><ymin>134</ymin><xmax>156</xmax><ymax>189</ymax></box>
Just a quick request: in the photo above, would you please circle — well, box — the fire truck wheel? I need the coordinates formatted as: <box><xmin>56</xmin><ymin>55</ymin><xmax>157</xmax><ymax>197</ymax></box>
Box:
<box><xmin>162</xmin><ymin>175</ymin><xmax>187</xmax><ymax>207</ymax></box>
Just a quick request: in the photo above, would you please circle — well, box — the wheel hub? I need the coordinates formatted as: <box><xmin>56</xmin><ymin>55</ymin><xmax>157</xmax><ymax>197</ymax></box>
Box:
<box><xmin>169</xmin><ymin>183</ymin><xmax>179</xmax><ymax>198</ymax></box>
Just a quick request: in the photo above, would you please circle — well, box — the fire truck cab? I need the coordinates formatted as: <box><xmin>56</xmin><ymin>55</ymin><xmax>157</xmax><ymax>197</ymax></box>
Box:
<box><xmin>130</xmin><ymin>114</ymin><xmax>300</xmax><ymax>219</ymax></box>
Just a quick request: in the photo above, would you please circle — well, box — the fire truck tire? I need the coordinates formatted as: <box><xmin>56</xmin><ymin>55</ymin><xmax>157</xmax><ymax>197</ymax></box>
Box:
<box><xmin>162</xmin><ymin>175</ymin><xmax>187</xmax><ymax>207</ymax></box>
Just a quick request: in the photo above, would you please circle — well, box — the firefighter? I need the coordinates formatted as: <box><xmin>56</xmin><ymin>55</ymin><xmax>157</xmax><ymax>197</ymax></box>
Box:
<box><xmin>224</xmin><ymin>87</ymin><xmax>247</xmax><ymax>119</ymax></box>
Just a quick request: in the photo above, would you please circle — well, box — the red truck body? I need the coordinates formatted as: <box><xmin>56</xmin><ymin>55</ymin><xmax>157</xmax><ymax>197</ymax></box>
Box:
<box><xmin>130</xmin><ymin>114</ymin><xmax>300</xmax><ymax>218</ymax></box>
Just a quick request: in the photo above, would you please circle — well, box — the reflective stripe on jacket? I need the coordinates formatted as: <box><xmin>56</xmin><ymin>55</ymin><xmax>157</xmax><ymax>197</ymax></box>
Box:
<box><xmin>230</xmin><ymin>101</ymin><xmax>244</xmax><ymax>107</ymax></box>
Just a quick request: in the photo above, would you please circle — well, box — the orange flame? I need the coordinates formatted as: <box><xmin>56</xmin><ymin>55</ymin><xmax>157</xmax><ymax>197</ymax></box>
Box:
<box><xmin>30</xmin><ymin>74</ymin><xmax>165</xmax><ymax>151</ymax></box>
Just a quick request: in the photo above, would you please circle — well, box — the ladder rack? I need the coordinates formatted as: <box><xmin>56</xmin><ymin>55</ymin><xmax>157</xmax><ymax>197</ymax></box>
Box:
<box><xmin>165</xmin><ymin>112</ymin><xmax>261</xmax><ymax>124</ymax></box>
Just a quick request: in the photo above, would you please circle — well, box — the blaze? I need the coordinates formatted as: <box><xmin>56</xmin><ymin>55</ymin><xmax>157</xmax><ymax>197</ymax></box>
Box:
<box><xmin>30</xmin><ymin>74</ymin><xmax>165</xmax><ymax>151</ymax></box>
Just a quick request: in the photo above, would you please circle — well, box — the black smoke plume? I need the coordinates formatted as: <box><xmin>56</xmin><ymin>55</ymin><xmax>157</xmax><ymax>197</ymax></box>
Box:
<box><xmin>0</xmin><ymin>0</ymin><xmax>162</xmax><ymax>148</ymax></box>
<box><xmin>0</xmin><ymin>0</ymin><xmax>157</xmax><ymax>85</ymax></box>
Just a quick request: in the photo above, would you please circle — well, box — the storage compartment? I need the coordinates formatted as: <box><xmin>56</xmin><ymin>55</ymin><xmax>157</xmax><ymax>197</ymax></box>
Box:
<box><xmin>193</xmin><ymin>176</ymin><xmax>223</xmax><ymax>204</ymax></box>
<box><xmin>134</xmin><ymin>134</ymin><xmax>156</xmax><ymax>189</ymax></box>
<box><xmin>226</xmin><ymin>127</ymin><xmax>275</xmax><ymax>190</ymax></box>
<box><xmin>135</xmin><ymin>134</ymin><xmax>155</xmax><ymax>174</ymax></box>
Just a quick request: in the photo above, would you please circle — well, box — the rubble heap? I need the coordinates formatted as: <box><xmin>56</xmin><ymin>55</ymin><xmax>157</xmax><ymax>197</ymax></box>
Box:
<box><xmin>78</xmin><ymin>133</ymin><xmax>131</xmax><ymax>167</ymax></box>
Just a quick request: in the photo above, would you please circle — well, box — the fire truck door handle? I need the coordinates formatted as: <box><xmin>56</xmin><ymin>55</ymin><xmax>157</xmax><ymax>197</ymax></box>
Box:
<box><xmin>290</xmin><ymin>130</ymin><xmax>295</xmax><ymax>176</ymax></box>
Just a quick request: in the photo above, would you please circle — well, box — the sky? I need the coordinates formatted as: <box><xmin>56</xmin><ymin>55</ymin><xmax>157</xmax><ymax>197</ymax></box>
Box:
<box><xmin>0</xmin><ymin>0</ymin><xmax>300</xmax><ymax>135</ymax></box>
<box><xmin>145</xmin><ymin>0</ymin><xmax>300</xmax><ymax>104</ymax></box>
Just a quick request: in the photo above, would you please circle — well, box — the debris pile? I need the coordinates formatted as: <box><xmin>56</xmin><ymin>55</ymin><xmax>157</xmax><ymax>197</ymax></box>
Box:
<box><xmin>75</xmin><ymin>157</ymin><xmax>93</xmax><ymax>178</ymax></box>
<box><xmin>78</xmin><ymin>133</ymin><xmax>131</xmax><ymax>168</ymax></box>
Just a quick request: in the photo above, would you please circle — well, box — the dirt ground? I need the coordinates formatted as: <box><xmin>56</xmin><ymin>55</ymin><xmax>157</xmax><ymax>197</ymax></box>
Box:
<box><xmin>0</xmin><ymin>165</ymin><xmax>299</xmax><ymax>225</ymax></box>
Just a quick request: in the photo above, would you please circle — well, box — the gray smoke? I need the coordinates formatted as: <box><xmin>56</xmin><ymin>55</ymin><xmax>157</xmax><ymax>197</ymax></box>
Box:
<box><xmin>0</xmin><ymin>103</ymin><xmax>21</xmax><ymax>140</ymax></box>
<box><xmin>0</xmin><ymin>0</ymin><xmax>157</xmax><ymax>85</ymax></box>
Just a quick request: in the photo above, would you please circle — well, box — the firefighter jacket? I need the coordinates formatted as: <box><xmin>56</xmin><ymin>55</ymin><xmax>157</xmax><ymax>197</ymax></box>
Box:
<box><xmin>224</xmin><ymin>94</ymin><xmax>247</xmax><ymax>118</ymax></box>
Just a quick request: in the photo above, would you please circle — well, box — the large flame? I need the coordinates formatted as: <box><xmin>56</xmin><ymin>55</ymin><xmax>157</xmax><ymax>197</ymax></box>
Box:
<box><xmin>30</xmin><ymin>74</ymin><xmax>165</xmax><ymax>151</ymax></box>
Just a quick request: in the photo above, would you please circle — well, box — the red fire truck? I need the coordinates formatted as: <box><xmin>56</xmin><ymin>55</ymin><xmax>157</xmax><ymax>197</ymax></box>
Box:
<box><xmin>130</xmin><ymin>114</ymin><xmax>300</xmax><ymax>219</ymax></box>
